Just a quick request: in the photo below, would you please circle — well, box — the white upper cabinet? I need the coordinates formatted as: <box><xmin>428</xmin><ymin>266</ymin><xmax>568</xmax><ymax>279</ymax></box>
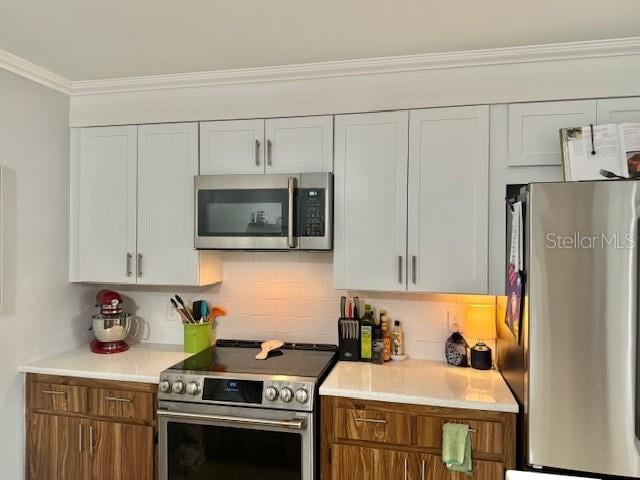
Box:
<box><xmin>70</xmin><ymin>126</ymin><xmax>138</xmax><ymax>284</ymax></box>
<box><xmin>71</xmin><ymin>124</ymin><xmax>221</xmax><ymax>286</ymax></box>
<box><xmin>265</xmin><ymin>116</ymin><xmax>333</xmax><ymax>173</ymax></box>
<box><xmin>408</xmin><ymin>106</ymin><xmax>489</xmax><ymax>294</ymax></box>
<box><xmin>200</xmin><ymin>119</ymin><xmax>265</xmax><ymax>174</ymax></box>
<box><xmin>597</xmin><ymin>97</ymin><xmax>640</xmax><ymax>124</ymax></box>
<box><xmin>333</xmin><ymin>111</ymin><xmax>408</xmax><ymax>292</ymax></box>
<box><xmin>138</xmin><ymin>123</ymin><xmax>209</xmax><ymax>286</ymax></box>
<box><xmin>508</xmin><ymin>100</ymin><xmax>597</xmax><ymax>167</ymax></box>
<box><xmin>200</xmin><ymin>116</ymin><xmax>333</xmax><ymax>175</ymax></box>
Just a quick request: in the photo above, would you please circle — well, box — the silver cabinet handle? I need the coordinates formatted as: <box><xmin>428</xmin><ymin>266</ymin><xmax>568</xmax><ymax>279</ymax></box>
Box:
<box><xmin>267</xmin><ymin>139</ymin><xmax>273</xmax><ymax>166</ymax></box>
<box><xmin>89</xmin><ymin>425</ymin><xmax>95</xmax><ymax>455</ymax></box>
<box><xmin>126</xmin><ymin>253</ymin><xmax>132</xmax><ymax>277</ymax></box>
<box><xmin>421</xmin><ymin>458</ymin><xmax>426</xmax><ymax>480</ymax></box>
<box><xmin>157</xmin><ymin>409</ymin><xmax>307</xmax><ymax>430</ymax></box>
<box><xmin>105</xmin><ymin>396</ymin><xmax>132</xmax><ymax>403</ymax></box>
<box><xmin>40</xmin><ymin>389</ymin><xmax>66</xmax><ymax>396</ymax></box>
<box><xmin>78</xmin><ymin>423</ymin><xmax>83</xmax><ymax>453</ymax></box>
<box><xmin>354</xmin><ymin>417</ymin><xmax>387</xmax><ymax>424</ymax></box>
<box><xmin>412</xmin><ymin>255</ymin><xmax>417</xmax><ymax>284</ymax></box>
<box><xmin>255</xmin><ymin>139</ymin><xmax>261</xmax><ymax>166</ymax></box>
<box><xmin>398</xmin><ymin>255</ymin><xmax>403</xmax><ymax>284</ymax></box>
<box><xmin>287</xmin><ymin>177</ymin><xmax>296</xmax><ymax>249</ymax></box>
<box><xmin>137</xmin><ymin>253</ymin><xmax>142</xmax><ymax>277</ymax></box>
<box><xmin>404</xmin><ymin>457</ymin><xmax>408</xmax><ymax>480</ymax></box>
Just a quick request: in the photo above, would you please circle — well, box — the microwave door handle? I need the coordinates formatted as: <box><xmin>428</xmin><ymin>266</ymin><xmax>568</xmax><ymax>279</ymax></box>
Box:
<box><xmin>288</xmin><ymin>177</ymin><xmax>296</xmax><ymax>248</ymax></box>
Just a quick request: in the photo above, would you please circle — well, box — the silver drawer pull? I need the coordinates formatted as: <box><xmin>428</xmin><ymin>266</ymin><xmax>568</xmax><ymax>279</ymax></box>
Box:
<box><xmin>469</xmin><ymin>428</ymin><xmax>477</xmax><ymax>433</ymax></box>
<box><xmin>41</xmin><ymin>390</ymin><xmax>66</xmax><ymax>396</ymax></box>
<box><xmin>354</xmin><ymin>417</ymin><xmax>387</xmax><ymax>424</ymax></box>
<box><xmin>105</xmin><ymin>396</ymin><xmax>132</xmax><ymax>403</ymax></box>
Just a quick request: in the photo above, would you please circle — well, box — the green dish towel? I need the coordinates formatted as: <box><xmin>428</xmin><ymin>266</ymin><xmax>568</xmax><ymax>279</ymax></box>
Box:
<box><xmin>442</xmin><ymin>423</ymin><xmax>472</xmax><ymax>475</ymax></box>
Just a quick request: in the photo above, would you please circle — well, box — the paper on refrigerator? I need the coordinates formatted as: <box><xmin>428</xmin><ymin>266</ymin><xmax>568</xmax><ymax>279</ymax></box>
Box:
<box><xmin>508</xmin><ymin>201</ymin><xmax>523</xmax><ymax>272</ymax></box>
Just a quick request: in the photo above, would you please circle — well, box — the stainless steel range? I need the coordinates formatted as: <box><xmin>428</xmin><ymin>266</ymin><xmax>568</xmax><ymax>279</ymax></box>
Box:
<box><xmin>157</xmin><ymin>339</ymin><xmax>337</xmax><ymax>480</ymax></box>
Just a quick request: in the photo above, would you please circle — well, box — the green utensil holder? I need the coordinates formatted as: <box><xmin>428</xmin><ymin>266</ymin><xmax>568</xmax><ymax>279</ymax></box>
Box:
<box><xmin>183</xmin><ymin>322</ymin><xmax>213</xmax><ymax>353</ymax></box>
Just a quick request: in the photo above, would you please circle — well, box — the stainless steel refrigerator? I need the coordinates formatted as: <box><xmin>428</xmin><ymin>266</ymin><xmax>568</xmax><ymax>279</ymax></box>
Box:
<box><xmin>499</xmin><ymin>180</ymin><xmax>640</xmax><ymax>478</ymax></box>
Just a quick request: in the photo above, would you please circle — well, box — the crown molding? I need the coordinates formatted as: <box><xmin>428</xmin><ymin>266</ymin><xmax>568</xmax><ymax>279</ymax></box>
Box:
<box><xmin>71</xmin><ymin>36</ymin><xmax>640</xmax><ymax>96</ymax></box>
<box><xmin>0</xmin><ymin>48</ymin><xmax>71</xmax><ymax>94</ymax></box>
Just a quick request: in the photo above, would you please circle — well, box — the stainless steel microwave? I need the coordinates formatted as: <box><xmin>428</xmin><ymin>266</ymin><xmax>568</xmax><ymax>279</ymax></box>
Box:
<box><xmin>195</xmin><ymin>173</ymin><xmax>333</xmax><ymax>250</ymax></box>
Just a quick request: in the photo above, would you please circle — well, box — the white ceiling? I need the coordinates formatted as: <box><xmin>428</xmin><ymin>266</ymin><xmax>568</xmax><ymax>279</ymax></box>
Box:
<box><xmin>0</xmin><ymin>0</ymin><xmax>639</xmax><ymax>81</ymax></box>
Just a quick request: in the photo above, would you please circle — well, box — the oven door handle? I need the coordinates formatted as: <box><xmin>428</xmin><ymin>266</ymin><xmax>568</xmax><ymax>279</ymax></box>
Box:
<box><xmin>157</xmin><ymin>409</ymin><xmax>307</xmax><ymax>430</ymax></box>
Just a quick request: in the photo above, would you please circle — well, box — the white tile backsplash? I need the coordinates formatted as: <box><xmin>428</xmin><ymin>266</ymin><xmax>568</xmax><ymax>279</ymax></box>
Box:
<box><xmin>108</xmin><ymin>252</ymin><xmax>496</xmax><ymax>361</ymax></box>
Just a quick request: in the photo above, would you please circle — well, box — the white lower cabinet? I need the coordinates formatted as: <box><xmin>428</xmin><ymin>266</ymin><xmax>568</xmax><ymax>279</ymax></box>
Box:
<box><xmin>334</xmin><ymin>107</ymin><xmax>490</xmax><ymax>294</ymax></box>
<box><xmin>70</xmin><ymin>123</ymin><xmax>221</xmax><ymax>286</ymax></box>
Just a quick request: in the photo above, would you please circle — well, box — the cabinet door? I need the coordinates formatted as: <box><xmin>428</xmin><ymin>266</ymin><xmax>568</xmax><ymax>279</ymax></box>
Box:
<box><xmin>27</xmin><ymin>413</ymin><xmax>86</xmax><ymax>480</ymax></box>
<box><xmin>427</xmin><ymin>453</ymin><xmax>503</xmax><ymax>480</ymax></box>
<box><xmin>597</xmin><ymin>97</ymin><xmax>640</xmax><ymax>123</ymax></box>
<box><xmin>384</xmin><ymin>449</ymin><xmax>424</xmax><ymax>480</ymax></box>
<box><xmin>200</xmin><ymin>119</ymin><xmax>265</xmax><ymax>174</ymax></box>
<box><xmin>508</xmin><ymin>100</ymin><xmax>596</xmax><ymax>166</ymax></box>
<box><xmin>408</xmin><ymin>106</ymin><xmax>489</xmax><ymax>294</ymax></box>
<box><xmin>265</xmin><ymin>115</ymin><xmax>333</xmax><ymax>173</ymax></box>
<box><xmin>90</xmin><ymin>420</ymin><xmax>153</xmax><ymax>480</ymax></box>
<box><xmin>70</xmin><ymin>126</ymin><xmax>138</xmax><ymax>283</ymax></box>
<box><xmin>137</xmin><ymin>123</ymin><xmax>200</xmax><ymax>285</ymax></box>
<box><xmin>331</xmin><ymin>445</ymin><xmax>385</xmax><ymax>480</ymax></box>
<box><xmin>333</xmin><ymin>111</ymin><xmax>408</xmax><ymax>291</ymax></box>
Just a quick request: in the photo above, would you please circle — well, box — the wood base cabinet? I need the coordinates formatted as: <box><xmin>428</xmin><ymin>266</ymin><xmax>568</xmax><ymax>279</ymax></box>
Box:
<box><xmin>26</xmin><ymin>374</ymin><xmax>156</xmax><ymax>480</ymax></box>
<box><xmin>322</xmin><ymin>396</ymin><xmax>515</xmax><ymax>480</ymax></box>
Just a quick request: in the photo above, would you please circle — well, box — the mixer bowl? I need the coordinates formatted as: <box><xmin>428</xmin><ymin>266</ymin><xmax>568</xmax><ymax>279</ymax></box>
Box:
<box><xmin>91</xmin><ymin>314</ymin><xmax>133</xmax><ymax>343</ymax></box>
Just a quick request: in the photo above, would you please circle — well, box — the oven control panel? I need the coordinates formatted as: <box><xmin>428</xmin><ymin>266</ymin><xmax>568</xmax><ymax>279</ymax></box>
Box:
<box><xmin>158</xmin><ymin>373</ymin><xmax>316</xmax><ymax>412</ymax></box>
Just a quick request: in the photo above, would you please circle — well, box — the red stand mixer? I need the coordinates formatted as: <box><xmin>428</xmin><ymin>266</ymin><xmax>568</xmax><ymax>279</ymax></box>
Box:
<box><xmin>90</xmin><ymin>290</ymin><xmax>134</xmax><ymax>354</ymax></box>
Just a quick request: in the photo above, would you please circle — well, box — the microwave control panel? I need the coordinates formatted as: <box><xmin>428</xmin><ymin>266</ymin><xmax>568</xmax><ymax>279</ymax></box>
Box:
<box><xmin>297</xmin><ymin>189</ymin><xmax>326</xmax><ymax>237</ymax></box>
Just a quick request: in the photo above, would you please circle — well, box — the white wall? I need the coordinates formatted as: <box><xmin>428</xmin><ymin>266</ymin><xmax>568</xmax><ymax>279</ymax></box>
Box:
<box><xmin>109</xmin><ymin>252</ymin><xmax>495</xmax><ymax>362</ymax></box>
<box><xmin>0</xmin><ymin>69</ymin><xmax>91</xmax><ymax>480</ymax></box>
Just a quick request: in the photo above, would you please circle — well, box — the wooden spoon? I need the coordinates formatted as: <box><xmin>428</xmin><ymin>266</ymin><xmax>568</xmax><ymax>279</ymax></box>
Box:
<box><xmin>255</xmin><ymin>340</ymin><xmax>284</xmax><ymax>360</ymax></box>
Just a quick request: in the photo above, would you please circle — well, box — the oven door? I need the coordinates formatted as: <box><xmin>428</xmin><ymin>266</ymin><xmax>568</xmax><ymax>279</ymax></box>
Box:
<box><xmin>195</xmin><ymin>174</ymin><xmax>296</xmax><ymax>250</ymax></box>
<box><xmin>158</xmin><ymin>402</ymin><xmax>314</xmax><ymax>480</ymax></box>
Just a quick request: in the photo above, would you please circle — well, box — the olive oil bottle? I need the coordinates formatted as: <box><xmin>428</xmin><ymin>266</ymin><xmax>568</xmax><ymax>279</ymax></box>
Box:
<box><xmin>360</xmin><ymin>304</ymin><xmax>374</xmax><ymax>362</ymax></box>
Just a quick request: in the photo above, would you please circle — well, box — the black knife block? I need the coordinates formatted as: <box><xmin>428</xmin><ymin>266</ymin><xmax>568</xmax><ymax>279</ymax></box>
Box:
<box><xmin>338</xmin><ymin>317</ymin><xmax>360</xmax><ymax>362</ymax></box>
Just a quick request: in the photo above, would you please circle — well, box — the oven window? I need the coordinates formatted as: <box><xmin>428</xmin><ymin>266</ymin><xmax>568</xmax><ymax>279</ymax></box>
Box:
<box><xmin>167</xmin><ymin>422</ymin><xmax>302</xmax><ymax>480</ymax></box>
<box><xmin>198</xmin><ymin>189</ymin><xmax>288</xmax><ymax>237</ymax></box>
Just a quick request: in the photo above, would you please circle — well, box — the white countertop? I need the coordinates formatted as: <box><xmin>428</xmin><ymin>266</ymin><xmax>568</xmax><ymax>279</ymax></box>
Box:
<box><xmin>319</xmin><ymin>359</ymin><xmax>519</xmax><ymax>413</ymax></box>
<box><xmin>20</xmin><ymin>343</ymin><xmax>191</xmax><ymax>384</ymax></box>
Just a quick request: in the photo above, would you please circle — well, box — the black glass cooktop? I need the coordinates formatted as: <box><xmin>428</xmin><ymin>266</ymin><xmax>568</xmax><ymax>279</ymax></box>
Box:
<box><xmin>167</xmin><ymin>339</ymin><xmax>338</xmax><ymax>379</ymax></box>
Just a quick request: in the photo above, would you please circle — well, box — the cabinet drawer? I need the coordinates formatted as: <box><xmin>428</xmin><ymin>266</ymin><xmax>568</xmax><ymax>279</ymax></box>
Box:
<box><xmin>89</xmin><ymin>388</ymin><xmax>154</xmax><ymax>422</ymax></box>
<box><xmin>336</xmin><ymin>407</ymin><xmax>412</xmax><ymax>445</ymax></box>
<box><xmin>28</xmin><ymin>382</ymin><xmax>87</xmax><ymax>413</ymax></box>
<box><xmin>416</xmin><ymin>416</ymin><xmax>504</xmax><ymax>456</ymax></box>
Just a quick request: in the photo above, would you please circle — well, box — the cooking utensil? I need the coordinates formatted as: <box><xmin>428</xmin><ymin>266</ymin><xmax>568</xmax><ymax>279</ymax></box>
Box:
<box><xmin>193</xmin><ymin>300</ymin><xmax>204</xmax><ymax>322</ymax></box>
<box><xmin>353</xmin><ymin>296</ymin><xmax>360</xmax><ymax>319</ymax></box>
<box><xmin>171</xmin><ymin>298</ymin><xmax>193</xmax><ymax>324</ymax></box>
<box><xmin>175</xmin><ymin>295</ymin><xmax>195</xmax><ymax>323</ymax></box>
<box><xmin>255</xmin><ymin>340</ymin><xmax>284</xmax><ymax>360</ymax></box>
<box><xmin>340</xmin><ymin>296</ymin><xmax>346</xmax><ymax>318</ymax></box>
<box><xmin>200</xmin><ymin>301</ymin><xmax>209</xmax><ymax>323</ymax></box>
